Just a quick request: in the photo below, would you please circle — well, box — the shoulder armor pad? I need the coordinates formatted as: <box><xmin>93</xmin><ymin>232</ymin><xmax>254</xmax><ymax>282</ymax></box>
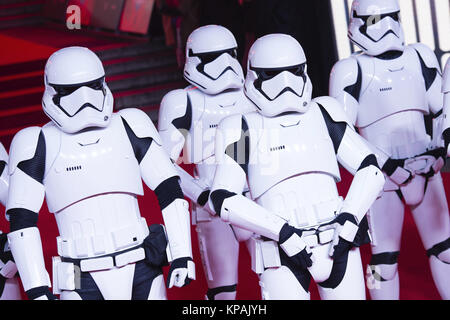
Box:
<box><xmin>0</xmin><ymin>143</ymin><xmax>7</xmax><ymax>164</ymax></box>
<box><xmin>443</xmin><ymin>59</ymin><xmax>450</xmax><ymax>93</ymax></box>
<box><xmin>242</xmin><ymin>111</ymin><xmax>264</xmax><ymax>141</ymax></box>
<box><xmin>330</xmin><ymin>57</ymin><xmax>362</xmax><ymax>101</ymax></box>
<box><xmin>118</xmin><ymin>108</ymin><xmax>162</xmax><ymax>145</ymax></box>
<box><xmin>158</xmin><ymin>89</ymin><xmax>190</xmax><ymax>131</ymax></box>
<box><xmin>410</xmin><ymin>43</ymin><xmax>441</xmax><ymax>71</ymax></box>
<box><xmin>330</xmin><ymin>57</ymin><xmax>360</xmax><ymax>91</ymax></box>
<box><xmin>217</xmin><ymin>114</ymin><xmax>244</xmax><ymax>148</ymax></box>
<box><xmin>216</xmin><ymin>113</ymin><xmax>247</xmax><ymax>166</ymax></box>
<box><xmin>8</xmin><ymin>127</ymin><xmax>42</xmax><ymax>175</ymax></box>
<box><xmin>313</xmin><ymin>96</ymin><xmax>353</xmax><ymax>127</ymax></box>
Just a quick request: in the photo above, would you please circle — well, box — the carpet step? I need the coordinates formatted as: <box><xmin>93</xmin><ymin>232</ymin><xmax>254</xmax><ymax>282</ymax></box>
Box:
<box><xmin>0</xmin><ymin>1</ymin><xmax>43</xmax><ymax>17</ymax></box>
<box><xmin>114</xmin><ymin>81</ymin><xmax>185</xmax><ymax>117</ymax></box>
<box><xmin>0</xmin><ymin>55</ymin><xmax>178</xmax><ymax>94</ymax></box>
<box><xmin>0</xmin><ymin>14</ymin><xmax>42</xmax><ymax>29</ymax></box>
<box><xmin>96</xmin><ymin>38</ymin><xmax>167</xmax><ymax>61</ymax></box>
<box><xmin>0</xmin><ymin>0</ymin><xmax>29</xmax><ymax>5</ymax></box>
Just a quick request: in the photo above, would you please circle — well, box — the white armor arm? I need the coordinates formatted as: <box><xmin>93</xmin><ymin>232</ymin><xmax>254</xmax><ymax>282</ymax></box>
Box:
<box><xmin>158</xmin><ymin>89</ymin><xmax>212</xmax><ymax>208</ymax></box>
<box><xmin>316</xmin><ymin>97</ymin><xmax>385</xmax><ymax>256</ymax></box>
<box><xmin>158</xmin><ymin>89</ymin><xmax>191</xmax><ymax>162</ymax></box>
<box><xmin>444</xmin><ymin>59</ymin><xmax>450</xmax><ymax>95</ymax></box>
<box><xmin>329</xmin><ymin>57</ymin><xmax>361</xmax><ymax>126</ymax></box>
<box><xmin>442</xmin><ymin>59</ymin><xmax>450</xmax><ymax>153</ymax></box>
<box><xmin>119</xmin><ymin>108</ymin><xmax>193</xmax><ymax>262</ymax></box>
<box><xmin>174</xmin><ymin>164</ymin><xmax>211</xmax><ymax>205</ymax></box>
<box><xmin>5</xmin><ymin>127</ymin><xmax>51</xmax><ymax>293</ymax></box>
<box><xmin>0</xmin><ymin>143</ymin><xmax>8</xmax><ymax>207</ymax></box>
<box><xmin>329</xmin><ymin>57</ymin><xmax>394</xmax><ymax>167</ymax></box>
<box><xmin>411</xmin><ymin>43</ymin><xmax>443</xmax><ymax>115</ymax></box>
<box><xmin>315</xmin><ymin>97</ymin><xmax>385</xmax><ymax>223</ymax></box>
<box><xmin>209</xmin><ymin>114</ymin><xmax>286</xmax><ymax>240</ymax></box>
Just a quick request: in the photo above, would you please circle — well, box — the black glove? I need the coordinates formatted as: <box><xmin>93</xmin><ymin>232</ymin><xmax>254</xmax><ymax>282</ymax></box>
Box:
<box><xmin>353</xmin><ymin>215</ymin><xmax>371</xmax><ymax>247</ymax></box>
<box><xmin>167</xmin><ymin>257</ymin><xmax>195</xmax><ymax>288</ymax></box>
<box><xmin>26</xmin><ymin>286</ymin><xmax>58</xmax><ymax>300</ymax></box>
<box><xmin>279</xmin><ymin>223</ymin><xmax>313</xmax><ymax>269</ymax></box>
<box><xmin>443</xmin><ymin>128</ymin><xmax>450</xmax><ymax>151</ymax></box>
<box><xmin>330</xmin><ymin>212</ymin><xmax>362</xmax><ymax>259</ymax></box>
<box><xmin>382</xmin><ymin>158</ymin><xmax>413</xmax><ymax>185</ymax></box>
<box><xmin>422</xmin><ymin>147</ymin><xmax>447</xmax><ymax>177</ymax></box>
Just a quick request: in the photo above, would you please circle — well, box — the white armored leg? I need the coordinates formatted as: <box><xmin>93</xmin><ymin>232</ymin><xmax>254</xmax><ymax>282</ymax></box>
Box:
<box><xmin>410</xmin><ymin>173</ymin><xmax>450</xmax><ymax>300</ymax></box>
<box><xmin>60</xmin><ymin>291</ymin><xmax>82</xmax><ymax>300</ymax></box>
<box><xmin>0</xmin><ymin>277</ymin><xmax>22</xmax><ymax>300</ymax></box>
<box><xmin>429</xmin><ymin>256</ymin><xmax>450</xmax><ymax>300</ymax></box>
<box><xmin>90</xmin><ymin>264</ymin><xmax>135</xmax><ymax>300</ymax></box>
<box><xmin>259</xmin><ymin>266</ymin><xmax>310</xmax><ymax>300</ymax></box>
<box><xmin>147</xmin><ymin>274</ymin><xmax>167</xmax><ymax>300</ymax></box>
<box><xmin>367</xmin><ymin>190</ymin><xmax>405</xmax><ymax>300</ymax></box>
<box><xmin>195</xmin><ymin>210</ymin><xmax>239</xmax><ymax>300</ymax></box>
<box><xmin>318</xmin><ymin>247</ymin><xmax>365</xmax><ymax>300</ymax></box>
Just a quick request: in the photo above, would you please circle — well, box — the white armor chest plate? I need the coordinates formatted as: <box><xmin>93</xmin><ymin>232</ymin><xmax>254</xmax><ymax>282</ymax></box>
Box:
<box><xmin>187</xmin><ymin>88</ymin><xmax>255</xmax><ymax>164</ymax></box>
<box><xmin>246</xmin><ymin>104</ymin><xmax>341</xmax><ymax>199</ymax></box>
<box><xmin>356</xmin><ymin>46</ymin><xmax>429</xmax><ymax>128</ymax></box>
<box><xmin>43</xmin><ymin>114</ymin><xmax>144</xmax><ymax>213</ymax></box>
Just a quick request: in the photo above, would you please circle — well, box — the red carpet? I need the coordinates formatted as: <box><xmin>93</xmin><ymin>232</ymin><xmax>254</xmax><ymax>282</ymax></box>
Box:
<box><xmin>0</xmin><ymin>23</ymin><xmax>446</xmax><ymax>300</ymax></box>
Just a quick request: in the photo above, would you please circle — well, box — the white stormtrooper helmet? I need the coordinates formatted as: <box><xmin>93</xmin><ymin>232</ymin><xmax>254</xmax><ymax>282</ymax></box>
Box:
<box><xmin>244</xmin><ymin>34</ymin><xmax>312</xmax><ymax>117</ymax></box>
<box><xmin>348</xmin><ymin>0</ymin><xmax>405</xmax><ymax>56</ymax></box>
<box><xmin>184</xmin><ymin>25</ymin><xmax>244</xmax><ymax>95</ymax></box>
<box><xmin>42</xmin><ymin>46</ymin><xmax>114</xmax><ymax>134</ymax></box>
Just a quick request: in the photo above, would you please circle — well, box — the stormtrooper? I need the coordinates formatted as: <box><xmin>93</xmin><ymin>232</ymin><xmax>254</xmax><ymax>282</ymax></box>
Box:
<box><xmin>158</xmin><ymin>25</ymin><xmax>255</xmax><ymax>300</ymax></box>
<box><xmin>6</xmin><ymin>47</ymin><xmax>195</xmax><ymax>300</ymax></box>
<box><xmin>209</xmin><ymin>34</ymin><xmax>385</xmax><ymax>300</ymax></box>
<box><xmin>329</xmin><ymin>0</ymin><xmax>450</xmax><ymax>299</ymax></box>
<box><xmin>443</xmin><ymin>58</ymin><xmax>450</xmax><ymax>151</ymax></box>
<box><xmin>0</xmin><ymin>143</ymin><xmax>21</xmax><ymax>300</ymax></box>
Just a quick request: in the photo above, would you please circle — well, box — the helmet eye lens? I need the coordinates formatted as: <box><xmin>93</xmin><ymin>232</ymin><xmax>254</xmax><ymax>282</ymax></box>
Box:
<box><xmin>190</xmin><ymin>48</ymin><xmax>238</xmax><ymax>64</ymax></box>
<box><xmin>253</xmin><ymin>64</ymin><xmax>306</xmax><ymax>81</ymax></box>
<box><xmin>261</xmin><ymin>70</ymin><xmax>281</xmax><ymax>79</ymax></box>
<box><xmin>229</xmin><ymin>49</ymin><xmax>238</xmax><ymax>59</ymax></box>
<box><xmin>389</xmin><ymin>12</ymin><xmax>400</xmax><ymax>22</ymax></box>
<box><xmin>200</xmin><ymin>53</ymin><xmax>221</xmax><ymax>64</ymax></box>
<box><xmin>52</xmin><ymin>85</ymin><xmax>78</xmax><ymax>97</ymax></box>
<box><xmin>88</xmin><ymin>78</ymin><xmax>104</xmax><ymax>90</ymax></box>
<box><xmin>50</xmin><ymin>77</ymin><xmax>105</xmax><ymax>97</ymax></box>
<box><xmin>354</xmin><ymin>10</ymin><xmax>401</xmax><ymax>26</ymax></box>
<box><xmin>288</xmin><ymin>65</ymin><xmax>305</xmax><ymax>77</ymax></box>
